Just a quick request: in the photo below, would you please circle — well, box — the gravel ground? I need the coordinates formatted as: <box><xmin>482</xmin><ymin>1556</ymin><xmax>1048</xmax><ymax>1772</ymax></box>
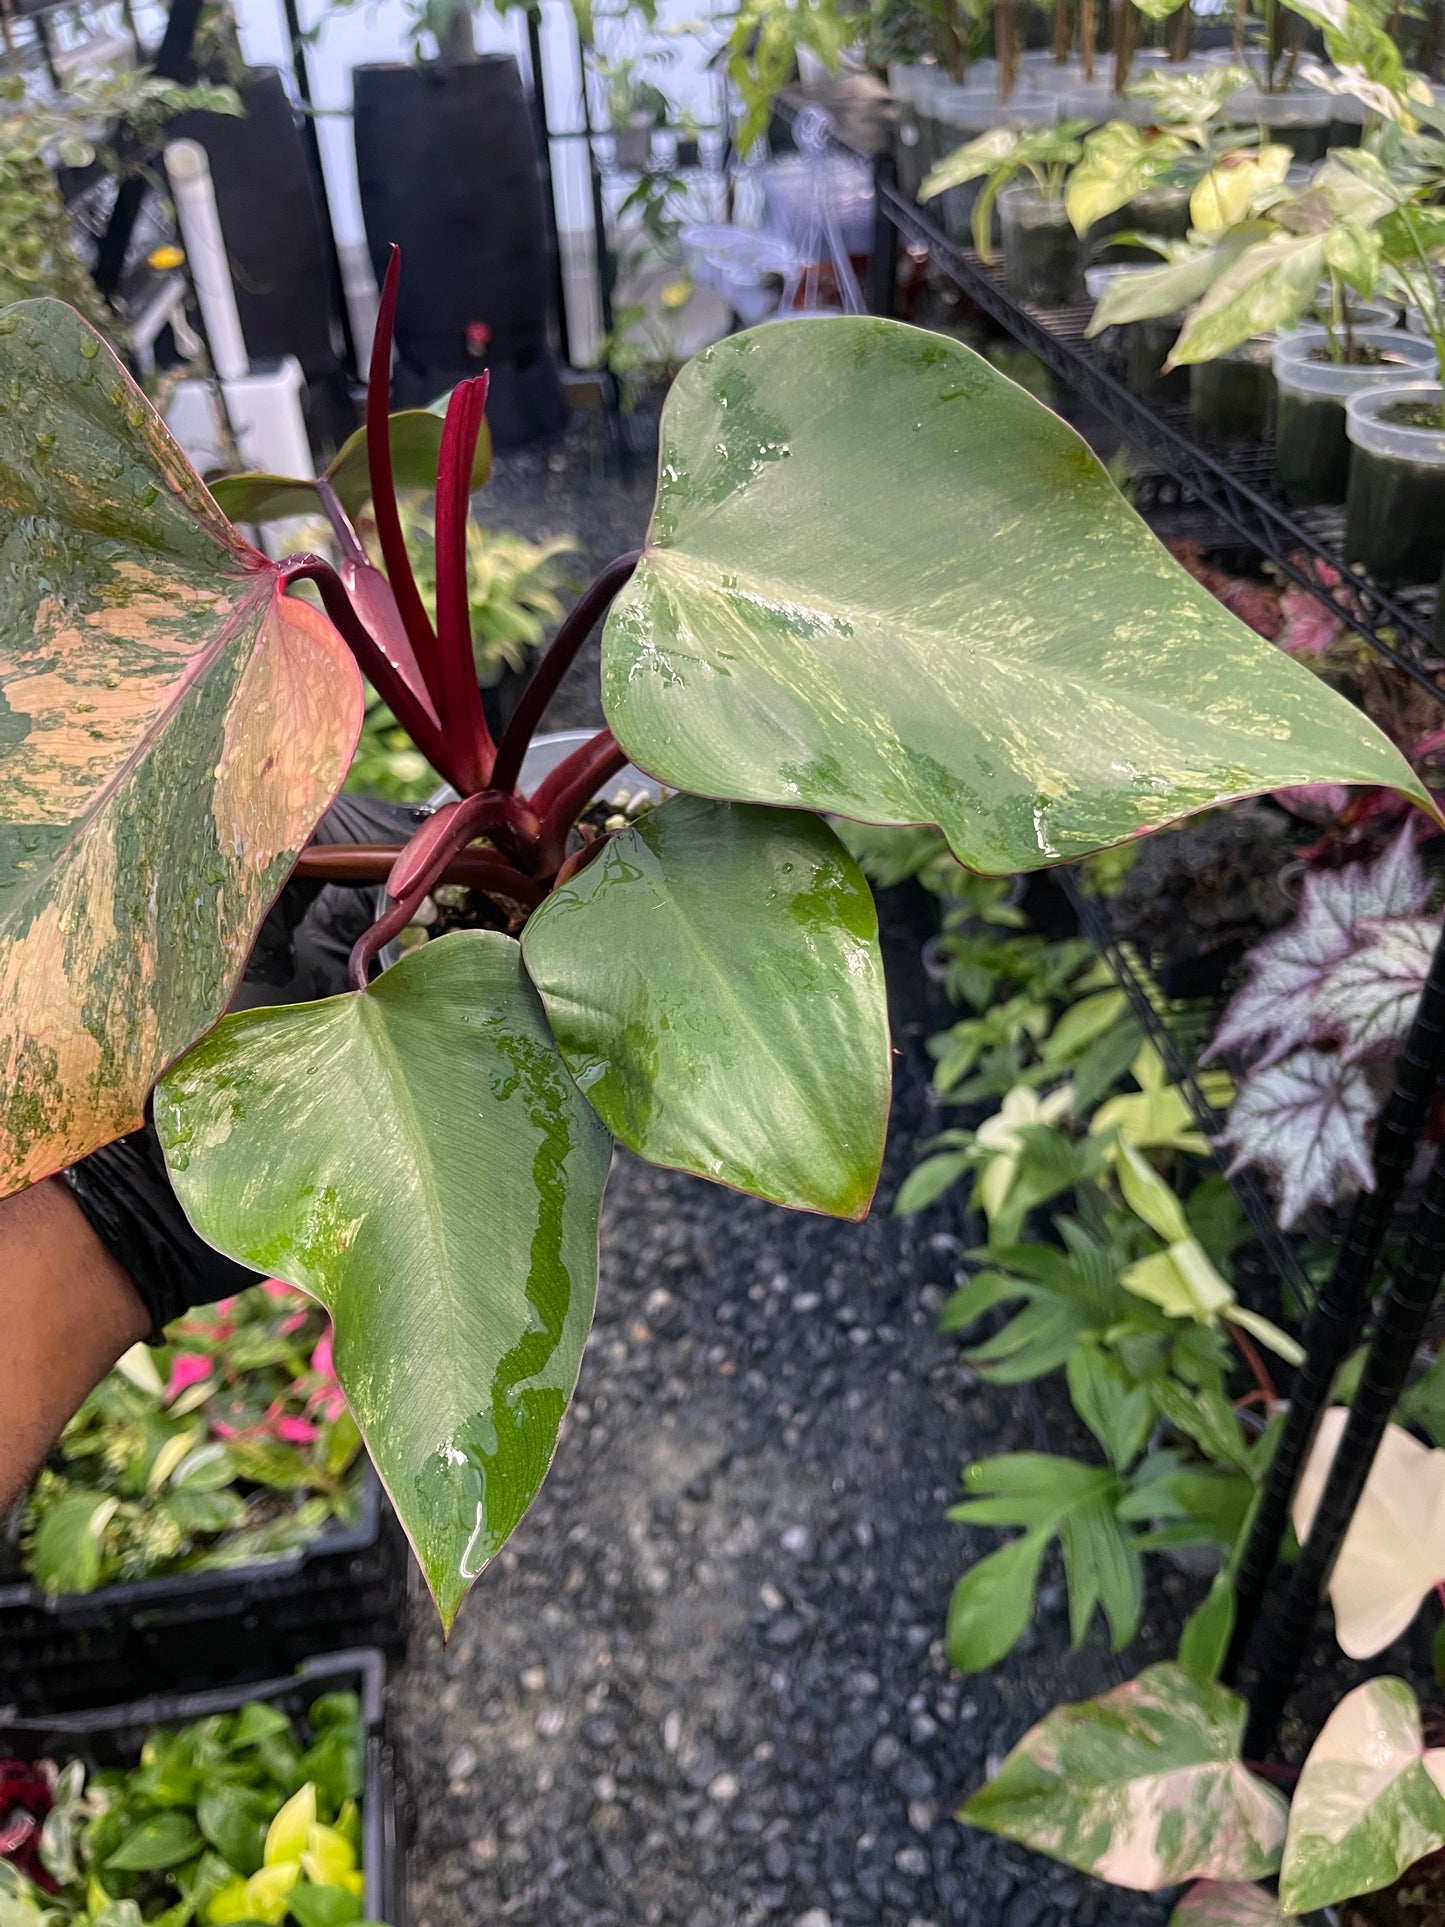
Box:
<box><xmin>390</xmin><ymin>861</ymin><xmax>1191</xmax><ymax>1927</ymax></box>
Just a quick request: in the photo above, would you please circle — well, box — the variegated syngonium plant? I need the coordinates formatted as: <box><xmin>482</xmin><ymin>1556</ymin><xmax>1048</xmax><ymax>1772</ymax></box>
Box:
<box><xmin>0</xmin><ymin>251</ymin><xmax>1432</xmax><ymax>1629</ymax></box>
<box><xmin>964</xmin><ymin>1665</ymin><xmax>1445</xmax><ymax>1922</ymax></box>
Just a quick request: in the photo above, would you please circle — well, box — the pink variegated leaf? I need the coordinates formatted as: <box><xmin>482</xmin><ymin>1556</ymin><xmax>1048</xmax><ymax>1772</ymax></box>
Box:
<box><xmin>961</xmin><ymin>1662</ymin><xmax>1286</xmax><ymax>1890</ymax></box>
<box><xmin>1169</xmin><ymin>1882</ymin><xmax>1294</xmax><ymax>1926</ymax></box>
<box><xmin>1313</xmin><ymin>914</ymin><xmax>1440</xmax><ymax>1062</ymax></box>
<box><xmin>1217</xmin><ymin>1048</ymin><xmax>1379</xmax><ymax>1227</ymax></box>
<box><xmin>1206</xmin><ymin>828</ymin><xmax>1430</xmax><ymax>1064</ymax></box>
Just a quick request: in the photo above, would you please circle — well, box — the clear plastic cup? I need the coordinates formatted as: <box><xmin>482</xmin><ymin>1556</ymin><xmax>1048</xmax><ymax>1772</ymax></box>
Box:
<box><xmin>1344</xmin><ymin>382</ymin><xmax>1445</xmax><ymax>584</ymax></box>
<box><xmin>1272</xmin><ymin>327</ymin><xmax>1435</xmax><ymax>505</ymax></box>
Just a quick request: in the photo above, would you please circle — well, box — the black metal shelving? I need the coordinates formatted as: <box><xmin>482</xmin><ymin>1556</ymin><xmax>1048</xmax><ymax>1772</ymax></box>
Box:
<box><xmin>869</xmin><ymin>161</ymin><xmax>1445</xmax><ymax>703</ymax></box>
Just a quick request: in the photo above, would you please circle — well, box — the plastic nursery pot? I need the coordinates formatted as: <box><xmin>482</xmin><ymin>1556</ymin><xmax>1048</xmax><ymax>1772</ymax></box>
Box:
<box><xmin>1271</xmin><ymin>328</ymin><xmax>1437</xmax><ymax>507</ymax></box>
<box><xmin>887</xmin><ymin>60</ymin><xmax>938</xmax><ymax>202</ymax></box>
<box><xmin>1189</xmin><ymin>336</ymin><xmax>1276</xmax><ymax>442</ymax></box>
<box><xmin>1084</xmin><ymin>264</ymin><xmax>1188</xmax><ymax>401</ymax></box>
<box><xmin>998</xmin><ymin>183</ymin><xmax>1085</xmax><ymax>307</ymax></box>
<box><xmin>1345</xmin><ymin>383</ymin><xmax>1445</xmax><ymax>587</ymax></box>
<box><xmin>1225</xmin><ymin>87</ymin><xmax>1335</xmax><ymax>163</ymax></box>
<box><xmin>925</xmin><ymin>85</ymin><xmax>1043</xmax><ymax>245</ymax></box>
<box><xmin>611</xmin><ymin>115</ymin><xmax>655</xmax><ymax>172</ymax></box>
<box><xmin>1092</xmin><ymin>183</ymin><xmax>1193</xmax><ymax>265</ymax></box>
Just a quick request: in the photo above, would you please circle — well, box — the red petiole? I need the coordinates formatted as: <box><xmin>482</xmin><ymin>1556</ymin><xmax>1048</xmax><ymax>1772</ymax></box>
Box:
<box><xmin>286</xmin><ymin>253</ymin><xmax>646</xmax><ymax>976</ymax></box>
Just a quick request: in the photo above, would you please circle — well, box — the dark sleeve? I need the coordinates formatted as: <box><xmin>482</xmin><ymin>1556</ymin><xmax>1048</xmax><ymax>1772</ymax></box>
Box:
<box><xmin>60</xmin><ymin>795</ymin><xmax>428</xmax><ymax>1337</ymax></box>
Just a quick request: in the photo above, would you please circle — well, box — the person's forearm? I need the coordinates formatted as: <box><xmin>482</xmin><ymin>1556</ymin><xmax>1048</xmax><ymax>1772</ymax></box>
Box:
<box><xmin>0</xmin><ymin>1177</ymin><xmax>149</xmax><ymax>1510</ymax></box>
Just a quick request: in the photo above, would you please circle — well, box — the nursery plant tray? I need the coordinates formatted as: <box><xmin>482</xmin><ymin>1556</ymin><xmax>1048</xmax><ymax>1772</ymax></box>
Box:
<box><xmin>0</xmin><ymin>1469</ymin><xmax>409</xmax><ymax>1717</ymax></box>
<box><xmin>0</xmin><ymin>1647</ymin><xmax>407</xmax><ymax>1927</ymax></box>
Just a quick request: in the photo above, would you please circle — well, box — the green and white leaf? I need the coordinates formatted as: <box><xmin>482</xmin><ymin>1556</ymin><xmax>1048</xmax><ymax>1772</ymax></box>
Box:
<box><xmin>1169</xmin><ymin>232</ymin><xmax>1328</xmax><ymax>366</ymax></box>
<box><xmin>1280</xmin><ymin>1677</ymin><xmax>1445</xmax><ymax>1914</ymax></box>
<box><xmin>601</xmin><ymin>318</ymin><xmax>1432</xmax><ymax>878</ymax></box>
<box><xmin>522</xmin><ymin>796</ymin><xmax>889</xmax><ymax>1219</ymax></box>
<box><xmin>961</xmin><ymin>1662</ymin><xmax>1287</xmax><ymax>1888</ymax></box>
<box><xmin>156</xmin><ymin>931</ymin><xmax>612</xmax><ymax>1631</ymax></box>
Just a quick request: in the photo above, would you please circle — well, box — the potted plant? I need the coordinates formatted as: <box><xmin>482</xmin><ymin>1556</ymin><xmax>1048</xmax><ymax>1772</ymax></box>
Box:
<box><xmin>1274</xmin><ymin>320</ymin><xmax>1433</xmax><ymax>504</ymax></box>
<box><xmin>0</xmin><ymin>252</ymin><xmax>1430</xmax><ymax>1631</ymax></box>
<box><xmin>921</xmin><ymin>117</ymin><xmax>1091</xmax><ymax>302</ymax></box>
<box><xmin>1338</xmin><ymin>118</ymin><xmax>1445</xmax><ymax>585</ymax></box>
<box><xmin>596</xmin><ymin>55</ymin><xmax>672</xmax><ymax>171</ymax></box>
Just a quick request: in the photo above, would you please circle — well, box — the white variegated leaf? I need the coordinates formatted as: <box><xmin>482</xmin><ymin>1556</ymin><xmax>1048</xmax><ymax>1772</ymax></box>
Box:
<box><xmin>1206</xmin><ymin>827</ymin><xmax>1429</xmax><ymax>1064</ymax></box>
<box><xmin>1169</xmin><ymin>1881</ymin><xmax>1293</xmax><ymax>1926</ymax></box>
<box><xmin>1280</xmin><ymin>1676</ymin><xmax>1445</xmax><ymax>1914</ymax></box>
<box><xmin>1313</xmin><ymin>915</ymin><xmax>1439</xmax><ymax>1062</ymax></box>
<box><xmin>961</xmin><ymin>1662</ymin><xmax>1287</xmax><ymax>1890</ymax></box>
<box><xmin>1217</xmin><ymin>1049</ymin><xmax>1378</xmax><ymax>1227</ymax></box>
<box><xmin>1294</xmin><ymin>1409</ymin><xmax>1445</xmax><ymax>1658</ymax></box>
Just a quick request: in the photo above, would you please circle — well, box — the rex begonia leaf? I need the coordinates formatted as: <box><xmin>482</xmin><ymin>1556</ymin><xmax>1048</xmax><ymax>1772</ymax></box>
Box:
<box><xmin>155</xmin><ymin>931</ymin><xmax>612</xmax><ymax>1631</ymax></box>
<box><xmin>1218</xmin><ymin>1048</ymin><xmax>1378</xmax><ymax>1227</ymax></box>
<box><xmin>1169</xmin><ymin>1882</ymin><xmax>1294</xmax><ymax>1926</ymax></box>
<box><xmin>1280</xmin><ymin>1677</ymin><xmax>1445</xmax><ymax>1914</ymax></box>
<box><xmin>1207</xmin><ymin>826</ymin><xmax>1430</xmax><ymax>1065</ymax></box>
<box><xmin>0</xmin><ymin>296</ymin><xmax>362</xmax><ymax>1195</ymax></box>
<box><xmin>960</xmin><ymin>1662</ymin><xmax>1287</xmax><ymax>1889</ymax></box>
<box><xmin>521</xmin><ymin>795</ymin><xmax>889</xmax><ymax>1219</ymax></box>
<box><xmin>1293</xmin><ymin>1409</ymin><xmax>1445</xmax><ymax>1659</ymax></box>
<box><xmin>600</xmin><ymin>318</ymin><xmax>1430</xmax><ymax>876</ymax></box>
<box><xmin>1313</xmin><ymin>914</ymin><xmax>1438</xmax><ymax>1061</ymax></box>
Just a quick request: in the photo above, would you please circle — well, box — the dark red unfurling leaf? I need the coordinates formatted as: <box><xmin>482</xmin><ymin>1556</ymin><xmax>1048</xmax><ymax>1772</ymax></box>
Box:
<box><xmin>433</xmin><ymin>373</ymin><xmax>493</xmax><ymax>792</ymax></box>
<box><xmin>368</xmin><ymin>246</ymin><xmax>443</xmax><ymax>706</ymax></box>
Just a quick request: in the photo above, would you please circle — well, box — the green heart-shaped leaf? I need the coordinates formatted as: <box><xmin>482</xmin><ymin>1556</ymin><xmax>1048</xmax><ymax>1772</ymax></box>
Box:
<box><xmin>0</xmin><ymin>297</ymin><xmax>362</xmax><ymax>1195</ymax></box>
<box><xmin>209</xmin><ymin>399</ymin><xmax>492</xmax><ymax>525</ymax></box>
<box><xmin>522</xmin><ymin>796</ymin><xmax>890</xmax><ymax>1218</ymax></box>
<box><xmin>601</xmin><ymin>317</ymin><xmax>1430</xmax><ymax>874</ymax></box>
<box><xmin>961</xmin><ymin>1661</ymin><xmax>1287</xmax><ymax>1888</ymax></box>
<box><xmin>155</xmin><ymin>931</ymin><xmax>611</xmax><ymax>1629</ymax></box>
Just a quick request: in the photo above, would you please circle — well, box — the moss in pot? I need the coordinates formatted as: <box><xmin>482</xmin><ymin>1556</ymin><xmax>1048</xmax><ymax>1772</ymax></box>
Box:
<box><xmin>1272</xmin><ymin>329</ymin><xmax>1436</xmax><ymax>507</ymax></box>
<box><xmin>1344</xmin><ymin>385</ymin><xmax>1445</xmax><ymax>587</ymax></box>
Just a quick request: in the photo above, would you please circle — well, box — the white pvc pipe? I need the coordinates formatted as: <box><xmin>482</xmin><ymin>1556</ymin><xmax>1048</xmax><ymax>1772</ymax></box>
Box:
<box><xmin>164</xmin><ymin>138</ymin><xmax>249</xmax><ymax>383</ymax></box>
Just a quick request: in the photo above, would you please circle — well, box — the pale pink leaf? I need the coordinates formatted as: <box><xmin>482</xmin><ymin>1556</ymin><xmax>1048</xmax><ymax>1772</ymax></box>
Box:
<box><xmin>1169</xmin><ymin>1880</ymin><xmax>1294</xmax><ymax>1925</ymax></box>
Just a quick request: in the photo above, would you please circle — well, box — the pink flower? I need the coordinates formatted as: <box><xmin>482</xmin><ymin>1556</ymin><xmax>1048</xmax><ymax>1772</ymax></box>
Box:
<box><xmin>211</xmin><ymin>1420</ymin><xmax>239</xmax><ymax>1440</ymax></box>
<box><xmin>311</xmin><ymin>1330</ymin><xmax>335</xmax><ymax>1381</ymax></box>
<box><xmin>274</xmin><ymin>1416</ymin><xmax>318</xmax><ymax>1445</ymax></box>
<box><xmin>262</xmin><ymin>1279</ymin><xmax>297</xmax><ymax>1301</ymax></box>
<box><xmin>280</xmin><ymin>1312</ymin><xmax>309</xmax><ymax>1336</ymax></box>
<box><xmin>165</xmin><ymin>1353</ymin><xmax>213</xmax><ymax>1402</ymax></box>
<box><xmin>215</xmin><ymin>1297</ymin><xmax>238</xmax><ymax>1319</ymax></box>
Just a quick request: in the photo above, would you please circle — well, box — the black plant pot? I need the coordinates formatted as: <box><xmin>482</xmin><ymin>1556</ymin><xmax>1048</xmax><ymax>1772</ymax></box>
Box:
<box><xmin>171</xmin><ymin>69</ymin><xmax>352</xmax><ymax>439</ymax></box>
<box><xmin>353</xmin><ymin>57</ymin><xmax>567</xmax><ymax>448</ymax></box>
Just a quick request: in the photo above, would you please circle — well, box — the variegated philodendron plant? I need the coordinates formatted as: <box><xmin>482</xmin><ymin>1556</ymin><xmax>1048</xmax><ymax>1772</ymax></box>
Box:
<box><xmin>0</xmin><ymin>250</ymin><xmax>1430</xmax><ymax>1627</ymax></box>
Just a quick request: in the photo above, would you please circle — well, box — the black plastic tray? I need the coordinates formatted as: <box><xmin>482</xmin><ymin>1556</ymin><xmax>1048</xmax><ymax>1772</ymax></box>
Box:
<box><xmin>0</xmin><ymin>1469</ymin><xmax>409</xmax><ymax>1715</ymax></box>
<box><xmin>0</xmin><ymin>1648</ymin><xmax>407</xmax><ymax>1926</ymax></box>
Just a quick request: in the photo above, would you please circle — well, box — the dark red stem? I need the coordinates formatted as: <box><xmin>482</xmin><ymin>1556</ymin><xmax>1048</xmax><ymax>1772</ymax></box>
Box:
<box><xmin>294</xmin><ymin>843</ymin><xmax>544</xmax><ymax>899</ymax></box>
<box><xmin>534</xmin><ymin>728</ymin><xmax>629</xmax><ymax>870</ymax></box>
<box><xmin>348</xmin><ymin>883</ymin><xmax>430</xmax><ymax>991</ymax></box>
<box><xmin>368</xmin><ymin>245</ymin><xmax>443</xmax><ymax>706</ymax></box>
<box><xmin>282</xmin><ymin>555</ymin><xmax>453</xmax><ymax>782</ymax></box>
<box><xmin>385</xmin><ymin>789</ymin><xmax>532</xmax><ymax>900</ymax></box>
<box><xmin>490</xmin><ymin>550</ymin><xmax>642</xmax><ymax>793</ymax></box>
<box><xmin>433</xmin><ymin>374</ymin><xmax>494</xmax><ymax>793</ymax></box>
<box><xmin>1225</xmin><ymin>1320</ymin><xmax>1278</xmax><ymax>1407</ymax></box>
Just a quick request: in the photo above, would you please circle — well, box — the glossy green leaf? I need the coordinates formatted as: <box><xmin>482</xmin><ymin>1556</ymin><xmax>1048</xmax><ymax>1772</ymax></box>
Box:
<box><xmin>1177</xmin><ymin>1569</ymin><xmax>1237</xmax><ymax>1682</ymax></box>
<box><xmin>0</xmin><ymin>297</ymin><xmax>362</xmax><ymax>1195</ymax></box>
<box><xmin>522</xmin><ymin>796</ymin><xmax>889</xmax><ymax>1219</ymax></box>
<box><xmin>601</xmin><ymin>318</ymin><xmax>1431</xmax><ymax>876</ymax></box>
<box><xmin>1280</xmin><ymin>1676</ymin><xmax>1445</xmax><ymax>1915</ymax></box>
<box><xmin>155</xmin><ymin>931</ymin><xmax>611</xmax><ymax>1630</ymax></box>
<box><xmin>208</xmin><ymin>401</ymin><xmax>492</xmax><ymax>526</ymax></box>
<box><xmin>104</xmin><ymin>1812</ymin><xmax>203</xmax><ymax>1872</ymax></box>
<box><xmin>1086</xmin><ymin>227</ymin><xmax>1267</xmax><ymax>333</ymax></box>
<box><xmin>197</xmin><ymin>1784</ymin><xmax>273</xmax><ymax>1876</ymax></box>
<box><xmin>28</xmin><ymin>1490</ymin><xmax>118</xmax><ymax>1595</ymax></box>
<box><xmin>961</xmin><ymin>1662</ymin><xmax>1287</xmax><ymax>1888</ymax></box>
